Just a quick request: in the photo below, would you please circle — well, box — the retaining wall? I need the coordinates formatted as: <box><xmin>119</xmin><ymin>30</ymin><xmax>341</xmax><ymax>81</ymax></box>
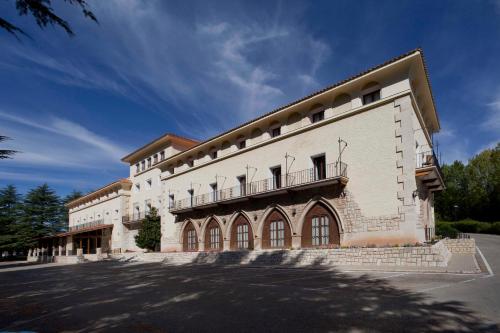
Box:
<box><xmin>442</xmin><ymin>238</ymin><xmax>476</xmax><ymax>254</ymax></box>
<box><xmin>112</xmin><ymin>240</ymin><xmax>452</xmax><ymax>268</ymax></box>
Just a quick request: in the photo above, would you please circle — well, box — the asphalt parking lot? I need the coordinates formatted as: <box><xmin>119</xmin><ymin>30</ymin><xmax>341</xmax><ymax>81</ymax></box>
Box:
<box><xmin>0</xmin><ymin>234</ymin><xmax>498</xmax><ymax>333</ymax></box>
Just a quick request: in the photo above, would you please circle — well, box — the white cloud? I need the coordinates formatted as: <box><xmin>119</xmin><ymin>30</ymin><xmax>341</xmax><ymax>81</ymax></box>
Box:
<box><xmin>482</xmin><ymin>96</ymin><xmax>500</xmax><ymax>132</ymax></box>
<box><xmin>0</xmin><ymin>110</ymin><xmax>128</xmax><ymax>168</ymax></box>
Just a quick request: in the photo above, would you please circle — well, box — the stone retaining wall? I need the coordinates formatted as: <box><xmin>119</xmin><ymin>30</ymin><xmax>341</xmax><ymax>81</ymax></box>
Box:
<box><xmin>112</xmin><ymin>240</ymin><xmax>451</xmax><ymax>268</ymax></box>
<box><xmin>442</xmin><ymin>238</ymin><xmax>476</xmax><ymax>254</ymax></box>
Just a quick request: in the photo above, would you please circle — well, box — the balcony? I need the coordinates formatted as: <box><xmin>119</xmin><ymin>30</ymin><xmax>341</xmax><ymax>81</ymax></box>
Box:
<box><xmin>415</xmin><ymin>150</ymin><xmax>444</xmax><ymax>191</ymax></box>
<box><xmin>122</xmin><ymin>212</ymin><xmax>147</xmax><ymax>226</ymax></box>
<box><xmin>69</xmin><ymin>219</ymin><xmax>105</xmax><ymax>232</ymax></box>
<box><xmin>170</xmin><ymin>162</ymin><xmax>348</xmax><ymax>214</ymax></box>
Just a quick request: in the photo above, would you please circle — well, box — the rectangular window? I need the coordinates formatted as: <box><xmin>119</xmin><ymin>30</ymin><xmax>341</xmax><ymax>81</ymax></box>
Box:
<box><xmin>237</xmin><ymin>224</ymin><xmax>249</xmax><ymax>249</ymax></box>
<box><xmin>312</xmin><ymin>216</ymin><xmax>330</xmax><ymax>246</ymax></box>
<box><xmin>188</xmin><ymin>189</ymin><xmax>194</xmax><ymax>207</ymax></box>
<box><xmin>313</xmin><ymin>155</ymin><xmax>326</xmax><ymax>180</ymax></box>
<box><xmin>239</xmin><ymin>140</ymin><xmax>246</xmax><ymax>149</ymax></box>
<box><xmin>321</xmin><ymin>216</ymin><xmax>329</xmax><ymax>245</ymax></box>
<box><xmin>210</xmin><ymin>227</ymin><xmax>220</xmax><ymax>249</ymax></box>
<box><xmin>312</xmin><ymin>110</ymin><xmax>325</xmax><ymax>123</ymax></box>
<box><xmin>153</xmin><ymin>154</ymin><xmax>158</xmax><ymax>164</ymax></box>
<box><xmin>135</xmin><ymin>183</ymin><xmax>140</xmax><ymax>192</ymax></box>
<box><xmin>362</xmin><ymin>90</ymin><xmax>381</xmax><ymax>105</ymax></box>
<box><xmin>237</xmin><ymin>175</ymin><xmax>246</xmax><ymax>196</ymax></box>
<box><xmin>211</xmin><ymin>151</ymin><xmax>218</xmax><ymax>159</ymax></box>
<box><xmin>187</xmin><ymin>159</ymin><xmax>194</xmax><ymax>167</ymax></box>
<box><xmin>187</xmin><ymin>229</ymin><xmax>197</xmax><ymax>250</ymax></box>
<box><xmin>210</xmin><ymin>183</ymin><xmax>218</xmax><ymax>202</ymax></box>
<box><xmin>270</xmin><ymin>220</ymin><xmax>285</xmax><ymax>248</ymax></box>
<box><xmin>147</xmin><ymin>158</ymin><xmax>152</xmax><ymax>168</ymax></box>
<box><xmin>271</xmin><ymin>127</ymin><xmax>281</xmax><ymax>138</ymax></box>
<box><xmin>271</xmin><ymin>166</ymin><xmax>282</xmax><ymax>189</ymax></box>
<box><xmin>135</xmin><ymin>163</ymin><xmax>140</xmax><ymax>173</ymax></box>
<box><xmin>141</xmin><ymin>161</ymin><xmax>146</xmax><ymax>171</ymax></box>
<box><xmin>146</xmin><ymin>179</ymin><xmax>152</xmax><ymax>189</ymax></box>
<box><xmin>169</xmin><ymin>194</ymin><xmax>175</xmax><ymax>209</ymax></box>
<box><xmin>160</xmin><ymin>151</ymin><xmax>165</xmax><ymax>160</ymax></box>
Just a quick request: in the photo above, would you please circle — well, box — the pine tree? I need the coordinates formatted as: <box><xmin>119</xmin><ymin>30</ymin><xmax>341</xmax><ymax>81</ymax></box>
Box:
<box><xmin>0</xmin><ymin>185</ymin><xmax>22</xmax><ymax>252</ymax></box>
<box><xmin>135</xmin><ymin>207</ymin><xmax>161</xmax><ymax>252</ymax></box>
<box><xmin>23</xmin><ymin>184</ymin><xmax>61</xmax><ymax>241</ymax></box>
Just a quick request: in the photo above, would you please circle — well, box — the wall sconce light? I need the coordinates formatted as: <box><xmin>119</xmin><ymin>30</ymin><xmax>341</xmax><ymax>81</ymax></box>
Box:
<box><xmin>292</xmin><ymin>208</ymin><xmax>297</xmax><ymax>216</ymax></box>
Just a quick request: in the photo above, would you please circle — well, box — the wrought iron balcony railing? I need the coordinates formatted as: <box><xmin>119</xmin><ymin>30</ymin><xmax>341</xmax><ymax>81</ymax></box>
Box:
<box><xmin>122</xmin><ymin>212</ymin><xmax>148</xmax><ymax>224</ymax></box>
<box><xmin>170</xmin><ymin>162</ymin><xmax>347</xmax><ymax>213</ymax></box>
<box><xmin>416</xmin><ymin>150</ymin><xmax>442</xmax><ymax>176</ymax></box>
<box><xmin>69</xmin><ymin>219</ymin><xmax>105</xmax><ymax>231</ymax></box>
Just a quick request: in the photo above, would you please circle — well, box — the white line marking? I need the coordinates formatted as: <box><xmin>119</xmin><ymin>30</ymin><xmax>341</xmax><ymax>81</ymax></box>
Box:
<box><xmin>476</xmin><ymin>246</ymin><xmax>494</xmax><ymax>277</ymax></box>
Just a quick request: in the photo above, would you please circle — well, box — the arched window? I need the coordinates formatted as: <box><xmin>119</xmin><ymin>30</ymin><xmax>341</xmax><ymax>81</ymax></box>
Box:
<box><xmin>183</xmin><ymin>222</ymin><xmax>198</xmax><ymax>252</ymax></box>
<box><xmin>262</xmin><ymin>210</ymin><xmax>291</xmax><ymax>249</ymax></box>
<box><xmin>204</xmin><ymin>218</ymin><xmax>223</xmax><ymax>251</ymax></box>
<box><xmin>301</xmin><ymin>203</ymin><xmax>340</xmax><ymax>248</ymax></box>
<box><xmin>230</xmin><ymin>214</ymin><xmax>253</xmax><ymax>250</ymax></box>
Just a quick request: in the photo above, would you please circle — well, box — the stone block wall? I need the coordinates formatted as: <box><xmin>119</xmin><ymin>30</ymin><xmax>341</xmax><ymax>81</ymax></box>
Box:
<box><xmin>442</xmin><ymin>238</ymin><xmax>476</xmax><ymax>254</ymax></box>
<box><xmin>112</xmin><ymin>240</ymin><xmax>451</xmax><ymax>268</ymax></box>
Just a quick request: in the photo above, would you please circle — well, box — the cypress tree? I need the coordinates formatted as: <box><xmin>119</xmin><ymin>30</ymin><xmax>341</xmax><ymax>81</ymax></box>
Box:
<box><xmin>135</xmin><ymin>207</ymin><xmax>161</xmax><ymax>252</ymax></box>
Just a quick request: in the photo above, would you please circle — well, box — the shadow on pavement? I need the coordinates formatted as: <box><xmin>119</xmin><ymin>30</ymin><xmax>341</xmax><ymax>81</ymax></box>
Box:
<box><xmin>0</xmin><ymin>252</ymin><xmax>497</xmax><ymax>333</ymax></box>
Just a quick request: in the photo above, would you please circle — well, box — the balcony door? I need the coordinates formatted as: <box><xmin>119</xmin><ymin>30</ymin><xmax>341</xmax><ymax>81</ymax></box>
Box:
<box><xmin>312</xmin><ymin>155</ymin><xmax>326</xmax><ymax>181</ymax></box>
<box><xmin>271</xmin><ymin>166</ymin><xmax>282</xmax><ymax>189</ymax></box>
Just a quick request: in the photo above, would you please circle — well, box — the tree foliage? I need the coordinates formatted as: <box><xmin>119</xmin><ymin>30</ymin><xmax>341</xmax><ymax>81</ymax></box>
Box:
<box><xmin>1</xmin><ymin>0</ymin><xmax>98</xmax><ymax>38</ymax></box>
<box><xmin>0</xmin><ymin>135</ymin><xmax>18</xmax><ymax>159</ymax></box>
<box><xmin>135</xmin><ymin>208</ymin><xmax>161</xmax><ymax>252</ymax></box>
<box><xmin>0</xmin><ymin>183</ymin><xmax>77</xmax><ymax>253</ymax></box>
<box><xmin>435</xmin><ymin>143</ymin><xmax>499</xmax><ymax>222</ymax></box>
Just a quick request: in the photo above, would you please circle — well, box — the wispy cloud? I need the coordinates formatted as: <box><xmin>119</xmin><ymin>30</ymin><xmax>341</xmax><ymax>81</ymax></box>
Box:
<box><xmin>0</xmin><ymin>110</ymin><xmax>128</xmax><ymax>169</ymax></box>
<box><xmin>482</xmin><ymin>91</ymin><xmax>500</xmax><ymax>132</ymax></box>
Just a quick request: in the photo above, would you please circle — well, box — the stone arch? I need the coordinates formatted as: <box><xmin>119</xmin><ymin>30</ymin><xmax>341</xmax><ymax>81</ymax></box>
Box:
<box><xmin>297</xmin><ymin>197</ymin><xmax>344</xmax><ymax>235</ymax></box>
<box><xmin>202</xmin><ymin>216</ymin><xmax>224</xmax><ymax>251</ymax></box>
<box><xmin>300</xmin><ymin>201</ymin><xmax>341</xmax><ymax>248</ymax></box>
<box><xmin>229</xmin><ymin>213</ymin><xmax>254</xmax><ymax>250</ymax></box>
<box><xmin>332</xmin><ymin>93</ymin><xmax>351</xmax><ymax>114</ymax></box>
<box><xmin>286</xmin><ymin>112</ymin><xmax>302</xmax><ymax>131</ymax></box>
<box><xmin>225</xmin><ymin>211</ymin><xmax>255</xmax><ymax>239</ymax></box>
<box><xmin>181</xmin><ymin>220</ymin><xmax>199</xmax><ymax>252</ymax></box>
<box><xmin>258</xmin><ymin>206</ymin><xmax>293</xmax><ymax>249</ymax></box>
<box><xmin>361</xmin><ymin>81</ymin><xmax>380</xmax><ymax>92</ymax></box>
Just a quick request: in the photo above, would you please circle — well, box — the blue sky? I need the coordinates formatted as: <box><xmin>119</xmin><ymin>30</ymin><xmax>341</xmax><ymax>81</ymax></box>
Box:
<box><xmin>0</xmin><ymin>0</ymin><xmax>499</xmax><ymax>196</ymax></box>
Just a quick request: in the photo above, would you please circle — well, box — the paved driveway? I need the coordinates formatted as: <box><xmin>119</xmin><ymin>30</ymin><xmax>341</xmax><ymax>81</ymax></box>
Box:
<box><xmin>0</xmin><ymin>234</ymin><xmax>498</xmax><ymax>332</ymax></box>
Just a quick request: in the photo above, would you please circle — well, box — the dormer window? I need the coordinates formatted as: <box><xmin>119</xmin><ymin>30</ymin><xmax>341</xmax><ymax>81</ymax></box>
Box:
<box><xmin>271</xmin><ymin>127</ymin><xmax>281</xmax><ymax>138</ymax></box>
<box><xmin>362</xmin><ymin>90</ymin><xmax>380</xmax><ymax>105</ymax></box>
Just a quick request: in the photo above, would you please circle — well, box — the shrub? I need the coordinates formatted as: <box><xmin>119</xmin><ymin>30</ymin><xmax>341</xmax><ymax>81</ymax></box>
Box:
<box><xmin>436</xmin><ymin>222</ymin><xmax>458</xmax><ymax>238</ymax></box>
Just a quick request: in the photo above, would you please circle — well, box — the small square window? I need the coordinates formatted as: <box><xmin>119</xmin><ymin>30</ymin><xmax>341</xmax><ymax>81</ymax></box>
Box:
<box><xmin>239</xmin><ymin>140</ymin><xmax>246</xmax><ymax>149</ymax></box>
<box><xmin>271</xmin><ymin>127</ymin><xmax>281</xmax><ymax>138</ymax></box>
<box><xmin>312</xmin><ymin>111</ymin><xmax>325</xmax><ymax>123</ymax></box>
<box><xmin>141</xmin><ymin>161</ymin><xmax>146</xmax><ymax>171</ymax></box>
<box><xmin>211</xmin><ymin>151</ymin><xmax>218</xmax><ymax>159</ymax></box>
<box><xmin>187</xmin><ymin>159</ymin><xmax>194</xmax><ymax>167</ymax></box>
<box><xmin>362</xmin><ymin>90</ymin><xmax>381</xmax><ymax>105</ymax></box>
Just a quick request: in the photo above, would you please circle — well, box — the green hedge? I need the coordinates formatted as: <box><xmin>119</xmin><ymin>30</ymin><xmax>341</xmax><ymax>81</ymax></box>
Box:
<box><xmin>436</xmin><ymin>220</ymin><xmax>500</xmax><ymax>237</ymax></box>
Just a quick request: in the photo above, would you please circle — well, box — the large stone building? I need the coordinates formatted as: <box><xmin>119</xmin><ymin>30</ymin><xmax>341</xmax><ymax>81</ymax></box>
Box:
<box><xmin>36</xmin><ymin>49</ymin><xmax>444</xmax><ymax>257</ymax></box>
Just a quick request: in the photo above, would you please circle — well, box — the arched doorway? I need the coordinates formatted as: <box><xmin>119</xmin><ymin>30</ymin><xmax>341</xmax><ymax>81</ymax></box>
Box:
<box><xmin>262</xmin><ymin>209</ymin><xmax>291</xmax><ymax>249</ymax></box>
<box><xmin>230</xmin><ymin>214</ymin><xmax>254</xmax><ymax>250</ymax></box>
<box><xmin>204</xmin><ymin>218</ymin><xmax>223</xmax><ymax>251</ymax></box>
<box><xmin>182</xmin><ymin>221</ymin><xmax>198</xmax><ymax>252</ymax></box>
<box><xmin>301</xmin><ymin>203</ymin><xmax>340</xmax><ymax>248</ymax></box>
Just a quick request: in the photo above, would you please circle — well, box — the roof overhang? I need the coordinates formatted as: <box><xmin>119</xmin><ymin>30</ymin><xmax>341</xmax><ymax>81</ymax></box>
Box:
<box><xmin>121</xmin><ymin>133</ymin><xmax>199</xmax><ymax>165</ymax></box>
<box><xmin>65</xmin><ymin>179</ymin><xmax>132</xmax><ymax>208</ymax></box>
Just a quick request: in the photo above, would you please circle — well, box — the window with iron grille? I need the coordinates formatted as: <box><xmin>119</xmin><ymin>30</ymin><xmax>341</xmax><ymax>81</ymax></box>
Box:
<box><xmin>209</xmin><ymin>227</ymin><xmax>220</xmax><ymax>249</ymax></box>
<box><xmin>312</xmin><ymin>216</ymin><xmax>329</xmax><ymax>246</ymax></box>
<box><xmin>270</xmin><ymin>220</ymin><xmax>285</xmax><ymax>247</ymax></box>
<box><xmin>237</xmin><ymin>224</ymin><xmax>249</xmax><ymax>249</ymax></box>
<box><xmin>187</xmin><ymin>229</ymin><xmax>197</xmax><ymax>250</ymax></box>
